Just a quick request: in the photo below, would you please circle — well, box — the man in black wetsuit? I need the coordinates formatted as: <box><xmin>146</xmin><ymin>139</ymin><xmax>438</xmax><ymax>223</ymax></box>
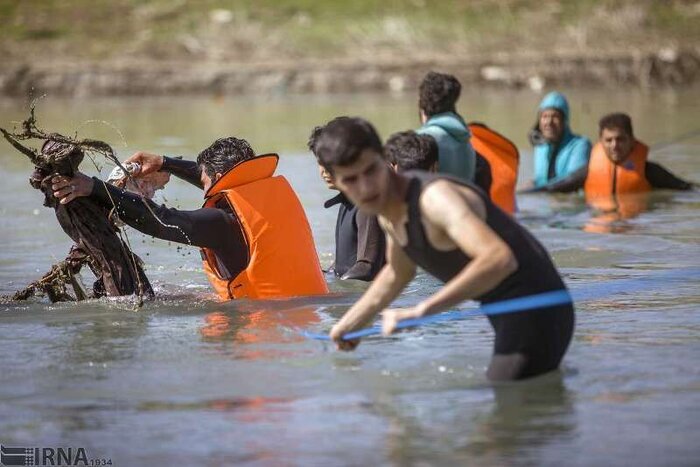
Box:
<box><xmin>314</xmin><ymin>117</ymin><xmax>574</xmax><ymax>381</ymax></box>
<box><xmin>309</xmin><ymin>124</ymin><xmax>385</xmax><ymax>281</ymax></box>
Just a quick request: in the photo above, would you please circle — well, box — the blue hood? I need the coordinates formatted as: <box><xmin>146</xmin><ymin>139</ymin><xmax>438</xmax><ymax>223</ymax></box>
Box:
<box><xmin>536</xmin><ymin>91</ymin><xmax>573</xmax><ymax>143</ymax></box>
<box><xmin>538</xmin><ymin>91</ymin><xmax>570</xmax><ymax>122</ymax></box>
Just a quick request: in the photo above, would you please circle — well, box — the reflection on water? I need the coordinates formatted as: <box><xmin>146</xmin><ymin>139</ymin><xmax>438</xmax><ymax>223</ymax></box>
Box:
<box><xmin>533</xmin><ymin>190</ymin><xmax>681</xmax><ymax>235</ymax></box>
<box><xmin>200</xmin><ymin>306</ymin><xmax>319</xmax><ymax>360</ymax></box>
<box><xmin>462</xmin><ymin>373</ymin><xmax>575</xmax><ymax>463</ymax></box>
<box><xmin>350</xmin><ymin>372</ymin><xmax>574</xmax><ymax>465</ymax></box>
<box><xmin>1</xmin><ymin>90</ymin><xmax>699</xmax><ymax>464</ymax></box>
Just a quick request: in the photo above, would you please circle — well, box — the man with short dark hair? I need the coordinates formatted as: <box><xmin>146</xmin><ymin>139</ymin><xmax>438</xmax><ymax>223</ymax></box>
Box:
<box><xmin>197</xmin><ymin>136</ymin><xmax>255</xmax><ymax>179</ymax></box>
<box><xmin>308</xmin><ymin>124</ymin><xmax>385</xmax><ymax>281</ymax></box>
<box><xmin>385</xmin><ymin>131</ymin><xmax>438</xmax><ymax>172</ymax></box>
<box><xmin>50</xmin><ymin>137</ymin><xmax>328</xmax><ymax>300</ymax></box>
<box><xmin>314</xmin><ymin>116</ymin><xmax>574</xmax><ymax>381</ymax></box>
<box><xmin>417</xmin><ymin>71</ymin><xmax>476</xmax><ymax>181</ymax></box>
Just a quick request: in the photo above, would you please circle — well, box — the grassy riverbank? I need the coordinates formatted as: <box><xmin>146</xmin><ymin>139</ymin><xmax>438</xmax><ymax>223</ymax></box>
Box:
<box><xmin>2</xmin><ymin>0</ymin><xmax>698</xmax><ymax>63</ymax></box>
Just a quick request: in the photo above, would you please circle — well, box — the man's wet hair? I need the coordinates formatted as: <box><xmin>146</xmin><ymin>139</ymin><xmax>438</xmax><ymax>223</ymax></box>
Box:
<box><xmin>419</xmin><ymin>71</ymin><xmax>461</xmax><ymax>117</ymax></box>
<box><xmin>307</xmin><ymin>125</ymin><xmax>324</xmax><ymax>161</ymax></box>
<box><xmin>197</xmin><ymin>136</ymin><xmax>255</xmax><ymax>178</ymax></box>
<box><xmin>314</xmin><ymin>117</ymin><xmax>383</xmax><ymax>173</ymax></box>
<box><xmin>385</xmin><ymin>131</ymin><xmax>438</xmax><ymax>172</ymax></box>
<box><xmin>599</xmin><ymin>112</ymin><xmax>634</xmax><ymax>137</ymax></box>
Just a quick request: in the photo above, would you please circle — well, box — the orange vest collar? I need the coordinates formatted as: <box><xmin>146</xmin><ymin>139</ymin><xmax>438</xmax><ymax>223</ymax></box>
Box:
<box><xmin>204</xmin><ymin>153</ymin><xmax>280</xmax><ymax>199</ymax></box>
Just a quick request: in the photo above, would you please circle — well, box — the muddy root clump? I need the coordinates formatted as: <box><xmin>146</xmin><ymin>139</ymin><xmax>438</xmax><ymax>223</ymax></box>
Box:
<box><xmin>1</xmin><ymin>105</ymin><xmax>153</xmax><ymax>304</ymax></box>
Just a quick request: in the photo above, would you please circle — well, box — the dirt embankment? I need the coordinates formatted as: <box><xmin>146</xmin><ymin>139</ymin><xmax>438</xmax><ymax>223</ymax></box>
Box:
<box><xmin>2</xmin><ymin>49</ymin><xmax>699</xmax><ymax>97</ymax></box>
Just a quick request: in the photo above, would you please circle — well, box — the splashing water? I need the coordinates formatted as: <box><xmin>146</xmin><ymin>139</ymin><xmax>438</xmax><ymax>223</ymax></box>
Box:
<box><xmin>75</xmin><ymin>119</ymin><xmax>129</xmax><ymax>148</ymax></box>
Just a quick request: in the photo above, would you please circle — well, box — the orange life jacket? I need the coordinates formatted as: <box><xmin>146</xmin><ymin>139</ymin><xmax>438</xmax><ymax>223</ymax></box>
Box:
<box><xmin>201</xmin><ymin>154</ymin><xmax>329</xmax><ymax>300</ymax></box>
<box><xmin>584</xmin><ymin>141</ymin><xmax>651</xmax><ymax>218</ymax></box>
<box><xmin>468</xmin><ymin>123</ymin><xmax>519</xmax><ymax>214</ymax></box>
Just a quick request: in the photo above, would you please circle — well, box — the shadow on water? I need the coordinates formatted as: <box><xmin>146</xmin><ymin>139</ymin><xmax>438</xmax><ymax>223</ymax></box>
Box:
<box><xmin>56</xmin><ymin>314</ymin><xmax>150</xmax><ymax>371</ymax></box>
<box><xmin>367</xmin><ymin>371</ymin><xmax>575</xmax><ymax>466</ymax></box>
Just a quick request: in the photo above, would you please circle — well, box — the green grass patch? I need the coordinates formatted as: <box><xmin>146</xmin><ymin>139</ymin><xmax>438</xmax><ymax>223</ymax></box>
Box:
<box><xmin>0</xmin><ymin>0</ymin><xmax>697</xmax><ymax>60</ymax></box>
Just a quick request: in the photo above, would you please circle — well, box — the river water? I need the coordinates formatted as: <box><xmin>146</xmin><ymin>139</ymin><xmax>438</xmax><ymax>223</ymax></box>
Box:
<box><xmin>1</xmin><ymin>89</ymin><xmax>699</xmax><ymax>466</ymax></box>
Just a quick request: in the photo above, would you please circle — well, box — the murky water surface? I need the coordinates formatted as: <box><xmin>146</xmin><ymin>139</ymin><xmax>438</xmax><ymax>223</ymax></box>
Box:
<box><xmin>1</xmin><ymin>89</ymin><xmax>699</xmax><ymax>466</ymax></box>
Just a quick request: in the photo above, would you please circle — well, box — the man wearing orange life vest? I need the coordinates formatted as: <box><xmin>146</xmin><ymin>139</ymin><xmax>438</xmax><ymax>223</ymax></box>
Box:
<box><xmin>49</xmin><ymin>137</ymin><xmax>328</xmax><ymax>300</ymax></box>
<box><xmin>529</xmin><ymin>113</ymin><xmax>694</xmax><ymax>200</ymax></box>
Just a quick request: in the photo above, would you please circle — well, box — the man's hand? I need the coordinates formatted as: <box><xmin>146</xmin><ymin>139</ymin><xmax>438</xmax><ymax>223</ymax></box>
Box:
<box><xmin>51</xmin><ymin>173</ymin><xmax>94</xmax><ymax>204</ymax></box>
<box><xmin>340</xmin><ymin>261</ymin><xmax>372</xmax><ymax>281</ymax></box>
<box><xmin>125</xmin><ymin>151</ymin><xmax>164</xmax><ymax>177</ymax></box>
<box><xmin>329</xmin><ymin>323</ymin><xmax>361</xmax><ymax>351</ymax></box>
<box><xmin>381</xmin><ymin>306</ymin><xmax>424</xmax><ymax>336</ymax></box>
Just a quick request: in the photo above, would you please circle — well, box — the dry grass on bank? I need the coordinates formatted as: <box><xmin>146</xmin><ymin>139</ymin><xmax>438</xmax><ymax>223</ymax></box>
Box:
<box><xmin>1</xmin><ymin>0</ymin><xmax>699</xmax><ymax>64</ymax></box>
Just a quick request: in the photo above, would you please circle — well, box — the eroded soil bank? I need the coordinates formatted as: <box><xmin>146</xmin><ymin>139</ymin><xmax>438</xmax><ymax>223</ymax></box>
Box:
<box><xmin>2</xmin><ymin>48</ymin><xmax>699</xmax><ymax>97</ymax></box>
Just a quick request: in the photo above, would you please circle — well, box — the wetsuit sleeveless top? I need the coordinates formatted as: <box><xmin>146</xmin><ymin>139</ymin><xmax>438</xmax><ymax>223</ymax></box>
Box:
<box><xmin>401</xmin><ymin>171</ymin><xmax>574</xmax><ymax>377</ymax></box>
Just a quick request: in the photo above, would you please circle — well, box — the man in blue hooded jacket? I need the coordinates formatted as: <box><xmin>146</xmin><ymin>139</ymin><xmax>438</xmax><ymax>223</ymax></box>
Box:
<box><xmin>529</xmin><ymin>91</ymin><xmax>591</xmax><ymax>191</ymax></box>
<box><xmin>416</xmin><ymin>72</ymin><xmax>476</xmax><ymax>182</ymax></box>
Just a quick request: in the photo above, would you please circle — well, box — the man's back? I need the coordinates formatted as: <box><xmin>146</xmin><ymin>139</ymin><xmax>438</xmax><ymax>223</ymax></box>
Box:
<box><xmin>202</xmin><ymin>155</ymin><xmax>329</xmax><ymax>299</ymax></box>
<box><xmin>400</xmin><ymin>170</ymin><xmax>565</xmax><ymax>302</ymax></box>
<box><xmin>418</xmin><ymin>112</ymin><xmax>476</xmax><ymax>182</ymax></box>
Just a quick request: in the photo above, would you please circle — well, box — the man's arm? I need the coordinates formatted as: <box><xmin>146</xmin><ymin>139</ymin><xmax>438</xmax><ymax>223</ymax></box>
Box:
<box><xmin>330</xmin><ymin>233</ymin><xmax>416</xmax><ymax>348</ymax></box>
<box><xmin>523</xmin><ymin>165</ymin><xmax>587</xmax><ymax>193</ymax></box>
<box><xmin>52</xmin><ymin>173</ymin><xmax>236</xmax><ymax>250</ymax></box>
<box><xmin>645</xmin><ymin>161</ymin><xmax>695</xmax><ymax>190</ymax></box>
<box><xmin>530</xmin><ymin>138</ymin><xmax>591</xmax><ymax>192</ymax></box>
<box><xmin>424</xmin><ymin>184</ymin><xmax>517</xmax><ymax>311</ymax></box>
<box><xmin>126</xmin><ymin>152</ymin><xmax>203</xmax><ymax>189</ymax></box>
<box><xmin>340</xmin><ymin>211</ymin><xmax>384</xmax><ymax>281</ymax></box>
<box><xmin>161</xmin><ymin>156</ymin><xmax>203</xmax><ymax>188</ymax></box>
<box><xmin>383</xmin><ymin>181</ymin><xmax>518</xmax><ymax>334</ymax></box>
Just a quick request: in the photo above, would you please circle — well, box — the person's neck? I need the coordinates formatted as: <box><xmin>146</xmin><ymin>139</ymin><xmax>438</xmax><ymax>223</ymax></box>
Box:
<box><xmin>419</xmin><ymin>108</ymin><xmax>427</xmax><ymax>124</ymax></box>
<box><xmin>379</xmin><ymin>171</ymin><xmax>409</xmax><ymax>225</ymax></box>
<box><xmin>545</xmin><ymin>135</ymin><xmax>562</xmax><ymax>146</ymax></box>
<box><xmin>423</xmin><ymin>110</ymin><xmax>459</xmax><ymax>123</ymax></box>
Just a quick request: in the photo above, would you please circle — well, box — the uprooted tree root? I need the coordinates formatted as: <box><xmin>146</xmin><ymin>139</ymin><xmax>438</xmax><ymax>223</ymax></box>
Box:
<box><xmin>11</xmin><ymin>246</ymin><xmax>92</xmax><ymax>302</ymax></box>
<box><xmin>1</xmin><ymin>104</ymin><xmax>153</xmax><ymax>305</ymax></box>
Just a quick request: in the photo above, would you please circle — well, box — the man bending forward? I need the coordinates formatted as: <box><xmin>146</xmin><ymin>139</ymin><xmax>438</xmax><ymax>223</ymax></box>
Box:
<box><xmin>314</xmin><ymin>117</ymin><xmax>574</xmax><ymax>381</ymax></box>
